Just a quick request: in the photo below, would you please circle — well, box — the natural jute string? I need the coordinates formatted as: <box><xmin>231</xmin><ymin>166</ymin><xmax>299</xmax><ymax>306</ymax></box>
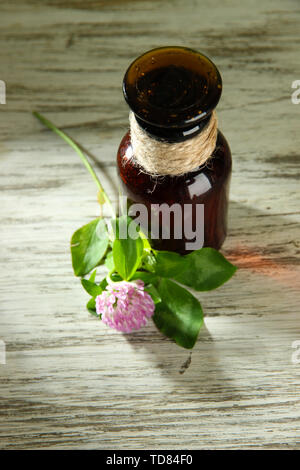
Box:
<box><xmin>129</xmin><ymin>110</ymin><xmax>218</xmax><ymax>176</ymax></box>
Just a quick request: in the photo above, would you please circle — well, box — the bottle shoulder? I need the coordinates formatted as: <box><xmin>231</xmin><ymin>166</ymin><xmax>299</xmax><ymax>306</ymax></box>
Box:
<box><xmin>117</xmin><ymin>130</ymin><xmax>231</xmax><ymax>200</ymax></box>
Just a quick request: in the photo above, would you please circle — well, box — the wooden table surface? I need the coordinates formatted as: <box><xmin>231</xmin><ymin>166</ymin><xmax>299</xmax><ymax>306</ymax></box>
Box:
<box><xmin>0</xmin><ymin>0</ymin><xmax>300</xmax><ymax>450</ymax></box>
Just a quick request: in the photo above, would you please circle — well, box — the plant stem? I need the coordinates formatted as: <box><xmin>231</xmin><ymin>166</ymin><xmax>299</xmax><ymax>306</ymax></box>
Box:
<box><xmin>33</xmin><ymin>111</ymin><xmax>115</xmax><ymax>218</ymax></box>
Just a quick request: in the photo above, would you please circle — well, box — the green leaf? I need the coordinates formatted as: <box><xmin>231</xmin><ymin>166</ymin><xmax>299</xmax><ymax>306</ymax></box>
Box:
<box><xmin>112</xmin><ymin>216</ymin><xmax>143</xmax><ymax>280</ymax></box>
<box><xmin>71</xmin><ymin>218</ymin><xmax>109</xmax><ymax>277</ymax></box>
<box><xmin>85</xmin><ymin>278</ymin><xmax>109</xmax><ymax>316</ymax></box>
<box><xmin>145</xmin><ymin>284</ymin><xmax>161</xmax><ymax>304</ymax></box>
<box><xmin>81</xmin><ymin>279</ymin><xmax>103</xmax><ymax>297</ymax></box>
<box><xmin>174</xmin><ymin>247</ymin><xmax>237</xmax><ymax>291</ymax></box>
<box><xmin>142</xmin><ymin>252</ymin><xmax>157</xmax><ymax>273</ymax></box>
<box><xmin>110</xmin><ymin>273</ymin><xmax>122</xmax><ymax>282</ymax></box>
<box><xmin>140</xmin><ymin>231</ymin><xmax>152</xmax><ymax>252</ymax></box>
<box><xmin>86</xmin><ymin>297</ymin><xmax>98</xmax><ymax>316</ymax></box>
<box><xmin>153</xmin><ymin>250</ymin><xmax>188</xmax><ymax>278</ymax></box>
<box><xmin>99</xmin><ymin>277</ymin><xmax>108</xmax><ymax>290</ymax></box>
<box><xmin>105</xmin><ymin>251</ymin><xmax>114</xmax><ymax>272</ymax></box>
<box><xmin>153</xmin><ymin>279</ymin><xmax>204</xmax><ymax>349</ymax></box>
<box><xmin>89</xmin><ymin>269</ymin><xmax>97</xmax><ymax>283</ymax></box>
<box><xmin>112</xmin><ymin>215</ymin><xmax>131</xmax><ymax>238</ymax></box>
<box><xmin>131</xmin><ymin>271</ymin><xmax>159</xmax><ymax>284</ymax></box>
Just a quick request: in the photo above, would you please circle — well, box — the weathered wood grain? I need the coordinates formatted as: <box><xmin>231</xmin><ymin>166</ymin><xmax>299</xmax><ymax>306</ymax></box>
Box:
<box><xmin>0</xmin><ymin>0</ymin><xmax>300</xmax><ymax>450</ymax></box>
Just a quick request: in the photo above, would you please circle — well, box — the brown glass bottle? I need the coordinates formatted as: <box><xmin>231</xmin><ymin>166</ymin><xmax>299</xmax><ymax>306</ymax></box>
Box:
<box><xmin>117</xmin><ymin>46</ymin><xmax>232</xmax><ymax>254</ymax></box>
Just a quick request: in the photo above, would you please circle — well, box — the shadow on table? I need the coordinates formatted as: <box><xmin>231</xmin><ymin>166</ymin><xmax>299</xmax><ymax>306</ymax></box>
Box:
<box><xmin>124</xmin><ymin>322</ymin><xmax>242</xmax><ymax>399</ymax></box>
<box><xmin>124</xmin><ymin>200</ymin><xmax>299</xmax><ymax>395</ymax></box>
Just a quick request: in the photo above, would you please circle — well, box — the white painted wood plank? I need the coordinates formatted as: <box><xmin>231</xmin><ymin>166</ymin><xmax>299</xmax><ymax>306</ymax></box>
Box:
<box><xmin>0</xmin><ymin>0</ymin><xmax>300</xmax><ymax>450</ymax></box>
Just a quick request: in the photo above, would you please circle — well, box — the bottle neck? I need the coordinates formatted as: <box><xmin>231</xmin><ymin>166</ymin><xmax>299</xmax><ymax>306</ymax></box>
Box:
<box><xmin>129</xmin><ymin>111</ymin><xmax>218</xmax><ymax>176</ymax></box>
<box><xmin>135</xmin><ymin>113</ymin><xmax>212</xmax><ymax>144</ymax></box>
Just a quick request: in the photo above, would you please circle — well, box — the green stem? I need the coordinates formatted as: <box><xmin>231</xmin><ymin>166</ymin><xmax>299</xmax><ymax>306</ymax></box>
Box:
<box><xmin>33</xmin><ymin>111</ymin><xmax>115</xmax><ymax>218</ymax></box>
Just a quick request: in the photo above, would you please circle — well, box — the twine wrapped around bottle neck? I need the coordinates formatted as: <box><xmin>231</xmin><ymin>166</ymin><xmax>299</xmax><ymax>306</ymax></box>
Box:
<box><xmin>129</xmin><ymin>110</ymin><xmax>218</xmax><ymax>176</ymax></box>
